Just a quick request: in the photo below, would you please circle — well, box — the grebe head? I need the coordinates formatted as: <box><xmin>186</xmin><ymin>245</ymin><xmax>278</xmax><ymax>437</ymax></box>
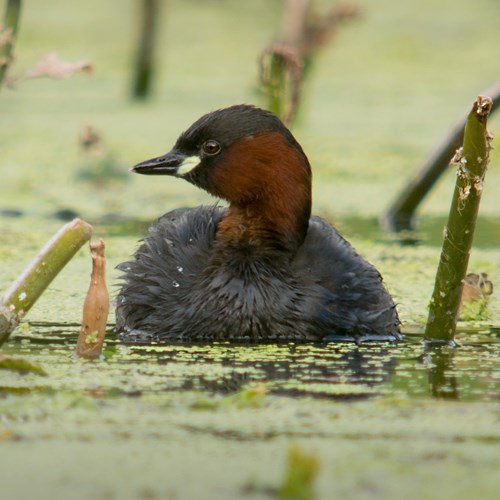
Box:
<box><xmin>131</xmin><ymin>105</ymin><xmax>312</xmax><ymax>246</ymax></box>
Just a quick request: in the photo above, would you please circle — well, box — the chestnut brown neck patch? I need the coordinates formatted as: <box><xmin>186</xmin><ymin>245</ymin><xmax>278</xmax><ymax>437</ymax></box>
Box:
<box><xmin>211</xmin><ymin>131</ymin><xmax>312</xmax><ymax>254</ymax></box>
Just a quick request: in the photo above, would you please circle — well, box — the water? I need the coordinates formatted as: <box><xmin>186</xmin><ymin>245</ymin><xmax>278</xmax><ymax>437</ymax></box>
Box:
<box><xmin>1</xmin><ymin>322</ymin><xmax>499</xmax><ymax>499</ymax></box>
<box><xmin>4</xmin><ymin>322</ymin><xmax>500</xmax><ymax>402</ymax></box>
<box><xmin>1</xmin><ymin>211</ymin><xmax>499</xmax><ymax>500</ymax></box>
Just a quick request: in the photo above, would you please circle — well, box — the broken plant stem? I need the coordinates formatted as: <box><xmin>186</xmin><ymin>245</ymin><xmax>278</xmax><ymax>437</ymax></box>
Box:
<box><xmin>0</xmin><ymin>0</ymin><xmax>21</xmax><ymax>89</ymax></box>
<box><xmin>260</xmin><ymin>1</ymin><xmax>358</xmax><ymax>126</ymax></box>
<box><xmin>0</xmin><ymin>218</ymin><xmax>92</xmax><ymax>345</ymax></box>
<box><xmin>424</xmin><ymin>96</ymin><xmax>493</xmax><ymax>345</ymax></box>
<box><xmin>75</xmin><ymin>239</ymin><xmax>109</xmax><ymax>359</ymax></box>
<box><xmin>261</xmin><ymin>46</ymin><xmax>302</xmax><ymax>123</ymax></box>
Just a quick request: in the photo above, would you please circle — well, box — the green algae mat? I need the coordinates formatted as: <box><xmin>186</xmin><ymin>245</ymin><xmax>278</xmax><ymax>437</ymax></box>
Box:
<box><xmin>1</xmin><ymin>324</ymin><xmax>500</xmax><ymax>499</ymax></box>
<box><xmin>2</xmin><ymin>0</ymin><xmax>500</xmax><ymax>498</ymax></box>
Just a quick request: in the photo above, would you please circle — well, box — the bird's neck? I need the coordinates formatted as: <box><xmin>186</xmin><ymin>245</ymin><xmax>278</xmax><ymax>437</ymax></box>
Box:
<box><xmin>215</xmin><ymin>187</ymin><xmax>311</xmax><ymax>257</ymax></box>
<box><xmin>208</xmin><ymin>130</ymin><xmax>312</xmax><ymax>258</ymax></box>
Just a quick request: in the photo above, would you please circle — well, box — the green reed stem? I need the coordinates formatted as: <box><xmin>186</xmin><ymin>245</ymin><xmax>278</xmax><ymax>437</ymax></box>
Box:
<box><xmin>424</xmin><ymin>96</ymin><xmax>493</xmax><ymax>344</ymax></box>
<box><xmin>0</xmin><ymin>219</ymin><xmax>92</xmax><ymax>345</ymax></box>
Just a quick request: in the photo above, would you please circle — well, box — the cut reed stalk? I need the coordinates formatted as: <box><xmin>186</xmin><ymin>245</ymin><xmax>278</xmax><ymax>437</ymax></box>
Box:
<box><xmin>424</xmin><ymin>96</ymin><xmax>493</xmax><ymax>344</ymax></box>
<box><xmin>0</xmin><ymin>219</ymin><xmax>92</xmax><ymax>345</ymax></box>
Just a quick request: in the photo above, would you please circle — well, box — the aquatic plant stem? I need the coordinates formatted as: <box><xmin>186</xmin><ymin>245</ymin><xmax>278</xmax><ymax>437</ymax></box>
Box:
<box><xmin>279</xmin><ymin>445</ymin><xmax>320</xmax><ymax>499</ymax></box>
<box><xmin>424</xmin><ymin>96</ymin><xmax>493</xmax><ymax>345</ymax></box>
<box><xmin>265</xmin><ymin>50</ymin><xmax>289</xmax><ymax>119</ymax></box>
<box><xmin>75</xmin><ymin>239</ymin><xmax>109</xmax><ymax>359</ymax></box>
<box><xmin>259</xmin><ymin>1</ymin><xmax>358</xmax><ymax>126</ymax></box>
<box><xmin>131</xmin><ymin>0</ymin><xmax>159</xmax><ymax>99</ymax></box>
<box><xmin>0</xmin><ymin>219</ymin><xmax>93</xmax><ymax>345</ymax></box>
<box><xmin>0</xmin><ymin>0</ymin><xmax>21</xmax><ymax>89</ymax></box>
<box><xmin>274</xmin><ymin>0</ymin><xmax>310</xmax><ymax>123</ymax></box>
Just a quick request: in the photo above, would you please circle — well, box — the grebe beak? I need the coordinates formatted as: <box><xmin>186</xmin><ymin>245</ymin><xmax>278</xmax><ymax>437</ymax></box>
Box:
<box><xmin>130</xmin><ymin>150</ymin><xmax>200</xmax><ymax>176</ymax></box>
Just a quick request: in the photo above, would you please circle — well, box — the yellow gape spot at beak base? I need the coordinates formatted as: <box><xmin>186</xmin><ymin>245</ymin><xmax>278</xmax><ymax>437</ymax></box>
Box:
<box><xmin>177</xmin><ymin>156</ymin><xmax>201</xmax><ymax>176</ymax></box>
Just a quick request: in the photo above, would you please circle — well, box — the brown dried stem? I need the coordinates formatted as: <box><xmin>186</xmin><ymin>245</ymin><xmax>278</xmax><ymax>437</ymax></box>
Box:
<box><xmin>75</xmin><ymin>239</ymin><xmax>109</xmax><ymax>359</ymax></box>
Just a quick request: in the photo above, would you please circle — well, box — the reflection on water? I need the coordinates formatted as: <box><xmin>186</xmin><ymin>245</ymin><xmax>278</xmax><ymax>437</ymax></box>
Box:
<box><xmin>150</xmin><ymin>343</ymin><xmax>399</xmax><ymax>400</ymax></box>
<box><xmin>3</xmin><ymin>322</ymin><xmax>499</xmax><ymax>403</ymax></box>
<box><xmin>421</xmin><ymin>348</ymin><xmax>459</xmax><ymax>400</ymax></box>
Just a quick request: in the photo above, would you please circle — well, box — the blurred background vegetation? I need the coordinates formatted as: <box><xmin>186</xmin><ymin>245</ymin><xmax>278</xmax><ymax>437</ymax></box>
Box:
<box><xmin>1</xmin><ymin>0</ymin><xmax>499</xmax><ymax>222</ymax></box>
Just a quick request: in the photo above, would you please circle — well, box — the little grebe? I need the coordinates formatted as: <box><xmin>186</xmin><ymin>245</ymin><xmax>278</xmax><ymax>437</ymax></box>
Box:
<box><xmin>117</xmin><ymin>105</ymin><xmax>400</xmax><ymax>342</ymax></box>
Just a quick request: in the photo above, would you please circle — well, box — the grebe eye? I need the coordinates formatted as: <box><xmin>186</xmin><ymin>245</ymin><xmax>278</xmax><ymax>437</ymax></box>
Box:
<box><xmin>202</xmin><ymin>140</ymin><xmax>221</xmax><ymax>156</ymax></box>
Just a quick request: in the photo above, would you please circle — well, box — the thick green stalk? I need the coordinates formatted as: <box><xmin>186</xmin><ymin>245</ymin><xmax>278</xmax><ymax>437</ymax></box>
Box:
<box><xmin>424</xmin><ymin>96</ymin><xmax>493</xmax><ymax>344</ymax></box>
<box><xmin>0</xmin><ymin>219</ymin><xmax>92</xmax><ymax>345</ymax></box>
<box><xmin>0</xmin><ymin>0</ymin><xmax>21</xmax><ymax>89</ymax></box>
